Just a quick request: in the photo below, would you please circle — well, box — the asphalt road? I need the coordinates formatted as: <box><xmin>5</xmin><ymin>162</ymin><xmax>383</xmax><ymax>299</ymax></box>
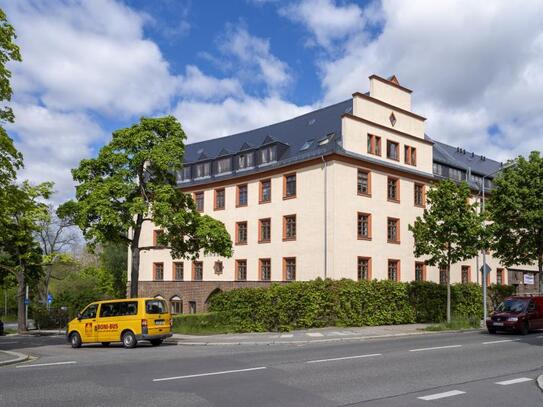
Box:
<box><xmin>0</xmin><ymin>330</ymin><xmax>542</xmax><ymax>406</ymax></box>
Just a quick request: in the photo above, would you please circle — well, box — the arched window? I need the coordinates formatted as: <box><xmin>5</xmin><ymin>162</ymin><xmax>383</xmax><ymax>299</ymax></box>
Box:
<box><xmin>170</xmin><ymin>295</ymin><xmax>182</xmax><ymax>314</ymax></box>
<box><xmin>154</xmin><ymin>295</ymin><xmax>164</xmax><ymax>299</ymax></box>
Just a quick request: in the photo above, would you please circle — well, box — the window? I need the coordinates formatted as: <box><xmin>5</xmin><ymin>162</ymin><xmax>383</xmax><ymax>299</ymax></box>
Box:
<box><xmin>236</xmin><ymin>221</ymin><xmax>248</xmax><ymax>245</ymax></box>
<box><xmin>497</xmin><ymin>268</ymin><xmax>504</xmax><ymax>285</ymax></box>
<box><xmin>194</xmin><ymin>192</ymin><xmax>204</xmax><ymax>212</ymax></box>
<box><xmin>388</xmin><ymin>260</ymin><xmax>400</xmax><ymax>281</ymax></box>
<box><xmin>387</xmin><ymin>140</ymin><xmax>399</xmax><ymax>161</ymax></box>
<box><xmin>405</xmin><ymin>145</ymin><xmax>416</xmax><ymax>166</ymax></box>
<box><xmin>414</xmin><ymin>183</ymin><xmax>425</xmax><ymax>207</ymax></box>
<box><xmin>358</xmin><ymin>257</ymin><xmax>371</xmax><ymax>281</ymax></box>
<box><xmin>433</xmin><ymin>162</ymin><xmax>444</xmax><ymax>176</ymax></box>
<box><xmin>154</xmin><ymin>262</ymin><xmax>164</xmax><ymax>281</ymax></box>
<box><xmin>415</xmin><ymin>262</ymin><xmax>425</xmax><ymax>281</ymax></box>
<box><xmin>237</xmin><ymin>152</ymin><xmax>254</xmax><ymax>170</ymax></box>
<box><xmin>284</xmin><ymin>257</ymin><xmax>296</xmax><ymax>281</ymax></box>
<box><xmin>260</xmin><ymin>179</ymin><xmax>271</xmax><ymax>203</ymax></box>
<box><xmin>259</xmin><ymin>218</ymin><xmax>271</xmax><ymax>243</ymax></box>
<box><xmin>153</xmin><ymin>230</ymin><xmax>164</xmax><ymax>247</ymax></box>
<box><xmin>439</xmin><ymin>266</ymin><xmax>447</xmax><ymax>285</ymax></box>
<box><xmin>100</xmin><ymin>301</ymin><xmax>138</xmax><ymax>318</ymax></box>
<box><xmin>367</xmin><ymin>134</ymin><xmax>381</xmax><ymax>156</ymax></box>
<box><xmin>387</xmin><ymin>217</ymin><xmax>400</xmax><ymax>243</ymax></box>
<box><xmin>260</xmin><ymin>258</ymin><xmax>271</xmax><ymax>281</ymax></box>
<box><xmin>284</xmin><ymin>174</ymin><xmax>296</xmax><ymax>198</ymax></box>
<box><xmin>357</xmin><ymin>169</ymin><xmax>371</xmax><ymax>196</ymax></box>
<box><xmin>461</xmin><ymin>265</ymin><xmax>470</xmax><ymax>284</ymax></box>
<box><xmin>237</xmin><ymin>184</ymin><xmax>248</xmax><ymax>207</ymax></box>
<box><xmin>189</xmin><ymin>301</ymin><xmax>196</xmax><ymax>314</ymax></box>
<box><xmin>214</xmin><ymin>261</ymin><xmax>223</xmax><ymax>275</ymax></box>
<box><xmin>177</xmin><ymin>166</ymin><xmax>191</xmax><ymax>182</ymax></box>
<box><xmin>214</xmin><ymin>188</ymin><xmax>225</xmax><ymax>210</ymax></box>
<box><xmin>449</xmin><ymin>167</ymin><xmax>464</xmax><ymax>181</ymax></box>
<box><xmin>170</xmin><ymin>296</ymin><xmax>182</xmax><ymax>314</ymax></box>
<box><xmin>194</xmin><ymin>162</ymin><xmax>210</xmax><ymax>178</ymax></box>
<box><xmin>259</xmin><ymin>146</ymin><xmax>276</xmax><ymax>164</ymax></box>
<box><xmin>236</xmin><ymin>260</ymin><xmax>247</xmax><ymax>281</ymax></box>
<box><xmin>173</xmin><ymin>262</ymin><xmax>184</xmax><ymax>281</ymax></box>
<box><xmin>387</xmin><ymin>177</ymin><xmax>400</xmax><ymax>201</ymax></box>
<box><xmin>80</xmin><ymin>304</ymin><xmax>98</xmax><ymax>319</ymax></box>
<box><xmin>283</xmin><ymin>215</ymin><xmax>296</xmax><ymax>240</ymax></box>
<box><xmin>471</xmin><ymin>174</ymin><xmax>483</xmax><ymax>187</ymax></box>
<box><xmin>357</xmin><ymin>212</ymin><xmax>371</xmax><ymax>240</ymax></box>
<box><xmin>193</xmin><ymin>261</ymin><xmax>203</xmax><ymax>281</ymax></box>
<box><xmin>216</xmin><ymin>157</ymin><xmax>232</xmax><ymax>174</ymax></box>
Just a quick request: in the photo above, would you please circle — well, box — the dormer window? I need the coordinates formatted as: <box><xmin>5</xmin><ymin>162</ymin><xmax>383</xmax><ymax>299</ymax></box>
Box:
<box><xmin>176</xmin><ymin>166</ymin><xmax>191</xmax><ymax>182</ymax></box>
<box><xmin>194</xmin><ymin>162</ymin><xmax>210</xmax><ymax>178</ymax></box>
<box><xmin>259</xmin><ymin>146</ymin><xmax>276</xmax><ymax>165</ymax></box>
<box><xmin>237</xmin><ymin>152</ymin><xmax>254</xmax><ymax>170</ymax></box>
<box><xmin>216</xmin><ymin>157</ymin><xmax>232</xmax><ymax>174</ymax></box>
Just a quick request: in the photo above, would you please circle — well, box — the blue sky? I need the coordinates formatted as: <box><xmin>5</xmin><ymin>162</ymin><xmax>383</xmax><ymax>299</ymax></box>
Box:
<box><xmin>2</xmin><ymin>0</ymin><xmax>543</xmax><ymax>202</ymax></box>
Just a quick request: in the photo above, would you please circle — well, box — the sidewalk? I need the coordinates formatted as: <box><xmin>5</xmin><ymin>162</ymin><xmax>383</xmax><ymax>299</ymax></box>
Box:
<box><xmin>0</xmin><ymin>350</ymin><xmax>29</xmax><ymax>366</ymax></box>
<box><xmin>171</xmin><ymin>323</ymin><xmax>474</xmax><ymax>346</ymax></box>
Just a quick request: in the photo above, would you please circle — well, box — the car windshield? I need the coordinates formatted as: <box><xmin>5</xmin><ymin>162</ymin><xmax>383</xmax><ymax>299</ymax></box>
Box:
<box><xmin>146</xmin><ymin>300</ymin><xmax>167</xmax><ymax>314</ymax></box>
<box><xmin>496</xmin><ymin>299</ymin><xmax>529</xmax><ymax>313</ymax></box>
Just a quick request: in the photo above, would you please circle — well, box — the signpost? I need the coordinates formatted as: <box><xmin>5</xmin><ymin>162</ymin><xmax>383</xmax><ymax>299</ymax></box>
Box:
<box><xmin>481</xmin><ymin>263</ymin><xmax>491</xmax><ymax>321</ymax></box>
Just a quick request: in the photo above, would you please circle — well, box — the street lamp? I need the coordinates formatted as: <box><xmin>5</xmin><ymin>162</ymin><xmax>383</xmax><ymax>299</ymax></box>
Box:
<box><xmin>479</xmin><ymin>161</ymin><xmax>516</xmax><ymax>322</ymax></box>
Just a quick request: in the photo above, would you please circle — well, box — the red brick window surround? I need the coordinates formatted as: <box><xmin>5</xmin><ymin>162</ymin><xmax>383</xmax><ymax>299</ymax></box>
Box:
<box><xmin>214</xmin><ymin>188</ymin><xmax>225</xmax><ymax>210</ymax></box>
<box><xmin>386</xmin><ymin>140</ymin><xmax>400</xmax><ymax>161</ymax></box>
<box><xmin>358</xmin><ymin>257</ymin><xmax>371</xmax><ymax>280</ymax></box>
<box><xmin>236</xmin><ymin>259</ymin><xmax>247</xmax><ymax>281</ymax></box>
<box><xmin>357</xmin><ymin>169</ymin><xmax>371</xmax><ymax>196</ymax></box>
<box><xmin>236</xmin><ymin>221</ymin><xmax>248</xmax><ymax>245</ymax></box>
<box><xmin>387</xmin><ymin>177</ymin><xmax>400</xmax><ymax>202</ymax></box>
<box><xmin>284</xmin><ymin>173</ymin><xmax>297</xmax><ymax>199</ymax></box>
<box><xmin>388</xmin><ymin>259</ymin><xmax>400</xmax><ymax>281</ymax></box>
<box><xmin>260</xmin><ymin>258</ymin><xmax>271</xmax><ymax>281</ymax></box>
<box><xmin>496</xmin><ymin>268</ymin><xmax>505</xmax><ymax>285</ymax></box>
<box><xmin>283</xmin><ymin>257</ymin><xmax>296</xmax><ymax>281</ymax></box>
<box><xmin>173</xmin><ymin>262</ymin><xmax>184</xmax><ymax>281</ymax></box>
<box><xmin>214</xmin><ymin>261</ymin><xmax>223</xmax><ymax>275</ymax></box>
<box><xmin>357</xmin><ymin>212</ymin><xmax>372</xmax><ymax>240</ymax></box>
<box><xmin>367</xmin><ymin>134</ymin><xmax>381</xmax><ymax>156</ymax></box>
<box><xmin>387</xmin><ymin>217</ymin><xmax>400</xmax><ymax>243</ymax></box>
<box><xmin>283</xmin><ymin>215</ymin><xmax>297</xmax><ymax>241</ymax></box>
<box><xmin>405</xmin><ymin>145</ymin><xmax>417</xmax><ymax>166</ymax></box>
<box><xmin>259</xmin><ymin>179</ymin><xmax>271</xmax><ymax>203</ymax></box>
<box><xmin>415</xmin><ymin>262</ymin><xmax>426</xmax><ymax>281</ymax></box>
<box><xmin>192</xmin><ymin>261</ymin><xmax>203</xmax><ymax>281</ymax></box>
<box><xmin>439</xmin><ymin>266</ymin><xmax>447</xmax><ymax>285</ymax></box>
<box><xmin>237</xmin><ymin>184</ymin><xmax>248</xmax><ymax>207</ymax></box>
<box><xmin>194</xmin><ymin>191</ymin><xmax>204</xmax><ymax>212</ymax></box>
<box><xmin>414</xmin><ymin>183</ymin><xmax>425</xmax><ymax>207</ymax></box>
<box><xmin>153</xmin><ymin>230</ymin><xmax>164</xmax><ymax>247</ymax></box>
<box><xmin>461</xmin><ymin>265</ymin><xmax>471</xmax><ymax>284</ymax></box>
<box><xmin>153</xmin><ymin>262</ymin><xmax>164</xmax><ymax>281</ymax></box>
<box><xmin>259</xmin><ymin>218</ymin><xmax>271</xmax><ymax>243</ymax></box>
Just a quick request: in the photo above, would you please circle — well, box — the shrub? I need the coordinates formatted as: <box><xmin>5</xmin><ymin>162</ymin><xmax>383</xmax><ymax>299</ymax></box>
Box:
<box><xmin>172</xmin><ymin>312</ymin><xmax>234</xmax><ymax>335</ymax></box>
<box><xmin>487</xmin><ymin>284</ymin><xmax>516</xmax><ymax>311</ymax></box>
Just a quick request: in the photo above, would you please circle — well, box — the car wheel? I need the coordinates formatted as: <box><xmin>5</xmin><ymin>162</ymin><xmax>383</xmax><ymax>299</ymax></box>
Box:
<box><xmin>122</xmin><ymin>331</ymin><xmax>137</xmax><ymax>349</ymax></box>
<box><xmin>70</xmin><ymin>332</ymin><xmax>82</xmax><ymax>348</ymax></box>
<box><xmin>150</xmin><ymin>339</ymin><xmax>163</xmax><ymax>347</ymax></box>
<box><xmin>487</xmin><ymin>328</ymin><xmax>496</xmax><ymax>334</ymax></box>
<box><xmin>520</xmin><ymin>321</ymin><xmax>529</xmax><ymax>336</ymax></box>
<box><xmin>101</xmin><ymin>342</ymin><xmax>110</xmax><ymax>347</ymax></box>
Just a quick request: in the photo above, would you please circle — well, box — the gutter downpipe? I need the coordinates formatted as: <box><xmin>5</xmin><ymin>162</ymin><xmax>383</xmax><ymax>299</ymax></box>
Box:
<box><xmin>321</xmin><ymin>155</ymin><xmax>327</xmax><ymax>280</ymax></box>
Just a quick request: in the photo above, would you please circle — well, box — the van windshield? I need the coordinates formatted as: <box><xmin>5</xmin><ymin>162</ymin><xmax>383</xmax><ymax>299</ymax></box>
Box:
<box><xmin>496</xmin><ymin>299</ymin><xmax>529</xmax><ymax>313</ymax></box>
<box><xmin>146</xmin><ymin>300</ymin><xmax>167</xmax><ymax>314</ymax></box>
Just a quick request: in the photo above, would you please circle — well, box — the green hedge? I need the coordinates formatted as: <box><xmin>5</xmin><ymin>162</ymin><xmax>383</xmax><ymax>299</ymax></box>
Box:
<box><xmin>172</xmin><ymin>312</ymin><xmax>235</xmax><ymax>335</ymax></box>
<box><xmin>209</xmin><ymin>279</ymin><xmax>512</xmax><ymax>332</ymax></box>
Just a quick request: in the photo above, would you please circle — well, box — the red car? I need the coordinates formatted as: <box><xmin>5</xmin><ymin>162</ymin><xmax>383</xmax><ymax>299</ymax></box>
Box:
<box><xmin>487</xmin><ymin>296</ymin><xmax>543</xmax><ymax>335</ymax></box>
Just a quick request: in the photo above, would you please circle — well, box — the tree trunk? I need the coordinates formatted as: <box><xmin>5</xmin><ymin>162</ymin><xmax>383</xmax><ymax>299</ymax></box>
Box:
<box><xmin>538</xmin><ymin>253</ymin><xmax>542</xmax><ymax>295</ymax></box>
<box><xmin>16</xmin><ymin>269</ymin><xmax>26</xmax><ymax>333</ymax></box>
<box><xmin>129</xmin><ymin>217</ymin><xmax>143</xmax><ymax>298</ymax></box>
<box><xmin>447</xmin><ymin>259</ymin><xmax>451</xmax><ymax>324</ymax></box>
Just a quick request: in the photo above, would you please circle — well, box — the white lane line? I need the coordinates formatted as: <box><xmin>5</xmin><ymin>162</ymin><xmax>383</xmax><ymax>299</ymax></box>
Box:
<box><xmin>482</xmin><ymin>339</ymin><xmax>521</xmax><ymax>345</ymax></box>
<box><xmin>306</xmin><ymin>332</ymin><xmax>324</xmax><ymax>337</ymax></box>
<box><xmin>16</xmin><ymin>361</ymin><xmax>77</xmax><ymax>369</ymax></box>
<box><xmin>306</xmin><ymin>353</ymin><xmax>382</xmax><ymax>364</ymax></box>
<box><xmin>418</xmin><ymin>390</ymin><xmax>466</xmax><ymax>400</ymax></box>
<box><xmin>280</xmin><ymin>334</ymin><xmax>293</xmax><ymax>338</ymax></box>
<box><xmin>495</xmin><ymin>377</ymin><xmax>533</xmax><ymax>385</ymax></box>
<box><xmin>409</xmin><ymin>345</ymin><xmax>462</xmax><ymax>352</ymax></box>
<box><xmin>153</xmin><ymin>367</ymin><xmax>267</xmax><ymax>382</ymax></box>
<box><xmin>536</xmin><ymin>335</ymin><xmax>543</xmax><ymax>339</ymax></box>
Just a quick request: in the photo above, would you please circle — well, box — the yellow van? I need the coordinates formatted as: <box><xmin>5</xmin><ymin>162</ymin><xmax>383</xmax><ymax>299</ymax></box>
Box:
<box><xmin>66</xmin><ymin>298</ymin><xmax>173</xmax><ymax>349</ymax></box>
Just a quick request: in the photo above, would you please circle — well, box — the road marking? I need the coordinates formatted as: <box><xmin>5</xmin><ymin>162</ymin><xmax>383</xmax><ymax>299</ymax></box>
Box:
<box><xmin>280</xmin><ymin>334</ymin><xmax>293</xmax><ymax>338</ymax></box>
<box><xmin>152</xmin><ymin>367</ymin><xmax>267</xmax><ymax>382</ymax></box>
<box><xmin>482</xmin><ymin>339</ymin><xmax>520</xmax><ymax>345</ymax></box>
<box><xmin>329</xmin><ymin>331</ymin><xmax>349</xmax><ymax>336</ymax></box>
<box><xmin>0</xmin><ymin>341</ymin><xmax>18</xmax><ymax>345</ymax></box>
<box><xmin>495</xmin><ymin>377</ymin><xmax>533</xmax><ymax>385</ymax></box>
<box><xmin>417</xmin><ymin>390</ymin><xmax>465</xmax><ymax>400</ymax></box>
<box><xmin>409</xmin><ymin>345</ymin><xmax>462</xmax><ymax>352</ymax></box>
<box><xmin>16</xmin><ymin>361</ymin><xmax>77</xmax><ymax>369</ymax></box>
<box><xmin>306</xmin><ymin>332</ymin><xmax>324</xmax><ymax>337</ymax></box>
<box><xmin>536</xmin><ymin>335</ymin><xmax>543</xmax><ymax>339</ymax></box>
<box><xmin>306</xmin><ymin>353</ymin><xmax>382</xmax><ymax>364</ymax></box>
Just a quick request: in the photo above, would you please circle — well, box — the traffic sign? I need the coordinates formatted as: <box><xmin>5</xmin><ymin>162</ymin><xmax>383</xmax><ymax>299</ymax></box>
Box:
<box><xmin>24</xmin><ymin>298</ymin><xmax>29</xmax><ymax>305</ymax></box>
<box><xmin>47</xmin><ymin>294</ymin><xmax>54</xmax><ymax>304</ymax></box>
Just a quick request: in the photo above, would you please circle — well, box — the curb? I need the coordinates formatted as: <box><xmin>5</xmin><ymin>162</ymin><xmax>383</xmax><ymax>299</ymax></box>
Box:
<box><xmin>0</xmin><ymin>350</ymin><xmax>29</xmax><ymax>367</ymax></box>
<box><xmin>172</xmin><ymin>328</ymin><xmax>481</xmax><ymax>346</ymax></box>
<box><xmin>537</xmin><ymin>375</ymin><xmax>543</xmax><ymax>392</ymax></box>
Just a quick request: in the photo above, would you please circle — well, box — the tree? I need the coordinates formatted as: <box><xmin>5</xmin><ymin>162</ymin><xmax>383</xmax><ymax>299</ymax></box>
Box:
<box><xmin>409</xmin><ymin>180</ymin><xmax>485</xmax><ymax>323</ymax></box>
<box><xmin>99</xmin><ymin>242</ymin><xmax>128</xmax><ymax>298</ymax></box>
<box><xmin>66</xmin><ymin>116</ymin><xmax>232</xmax><ymax>298</ymax></box>
<box><xmin>488</xmin><ymin>151</ymin><xmax>543</xmax><ymax>293</ymax></box>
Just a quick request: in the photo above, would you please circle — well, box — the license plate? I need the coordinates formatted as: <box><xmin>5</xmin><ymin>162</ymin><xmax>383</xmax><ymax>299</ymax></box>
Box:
<box><xmin>493</xmin><ymin>322</ymin><xmax>504</xmax><ymax>326</ymax></box>
<box><xmin>155</xmin><ymin>320</ymin><xmax>165</xmax><ymax>325</ymax></box>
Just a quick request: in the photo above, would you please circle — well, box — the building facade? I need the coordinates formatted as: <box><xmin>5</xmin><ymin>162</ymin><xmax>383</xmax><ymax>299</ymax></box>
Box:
<box><xmin>133</xmin><ymin>75</ymin><xmax>539</xmax><ymax>313</ymax></box>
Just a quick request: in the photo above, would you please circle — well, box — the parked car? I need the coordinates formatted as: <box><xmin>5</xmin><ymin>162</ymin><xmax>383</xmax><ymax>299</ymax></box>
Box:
<box><xmin>486</xmin><ymin>296</ymin><xmax>543</xmax><ymax>335</ymax></box>
<box><xmin>66</xmin><ymin>298</ymin><xmax>172</xmax><ymax>349</ymax></box>
<box><xmin>0</xmin><ymin>319</ymin><xmax>4</xmax><ymax>336</ymax></box>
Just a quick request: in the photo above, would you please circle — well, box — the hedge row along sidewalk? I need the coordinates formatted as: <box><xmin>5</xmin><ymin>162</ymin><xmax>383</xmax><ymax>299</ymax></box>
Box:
<box><xmin>207</xmin><ymin>279</ymin><xmax>515</xmax><ymax>333</ymax></box>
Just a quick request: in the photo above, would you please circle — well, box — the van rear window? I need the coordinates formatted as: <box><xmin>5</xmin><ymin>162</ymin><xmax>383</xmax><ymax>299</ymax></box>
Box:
<box><xmin>146</xmin><ymin>300</ymin><xmax>167</xmax><ymax>314</ymax></box>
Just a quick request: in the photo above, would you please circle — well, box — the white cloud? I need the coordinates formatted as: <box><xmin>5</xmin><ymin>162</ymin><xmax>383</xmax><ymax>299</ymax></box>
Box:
<box><xmin>178</xmin><ymin>66</ymin><xmax>244</xmax><ymax>101</ymax></box>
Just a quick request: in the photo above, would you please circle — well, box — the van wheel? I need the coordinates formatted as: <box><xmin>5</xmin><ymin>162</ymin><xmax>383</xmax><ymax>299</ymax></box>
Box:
<box><xmin>122</xmin><ymin>331</ymin><xmax>137</xmax><ymax>349</ymax></box>
<box><xmin>70</xmin><ymin>332</ymin><xmax>82</xmax><ymax>348</ymax></box>
<box><xmin>487</xmin><ymin>328</ymin><xmax>496</xmax><ymax>334</ymax></box>
<box><xmin>150</xmin><ymin>339</ymin><xmax>163</xmax><ymax>347</ymax></box>
<box><xmin>101</xmin><ymin>342</ymin><xmax>110</xmax><ymax>347</ymax></box>
<box><xmin>520</xmin><ymin>321</ymin><xmax>529</xmax><ymax>336</ymax></box>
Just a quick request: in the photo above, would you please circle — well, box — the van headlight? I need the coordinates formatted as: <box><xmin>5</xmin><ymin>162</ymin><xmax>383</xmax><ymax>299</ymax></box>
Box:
<box><xmin>507</xmin><ymin>317</ymin><xmax>518</xmax><ymax>322</ymax></box>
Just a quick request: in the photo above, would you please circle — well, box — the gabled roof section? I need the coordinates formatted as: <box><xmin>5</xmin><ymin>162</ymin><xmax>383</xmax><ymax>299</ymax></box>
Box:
<box><xmin>239</xmin><ymin>142</ymin><xmax>255</xmax><ymax>151</ymax></box>
<box><xmin>217</xmin><ymin>148</ymin><xmax>232</xmax><ymax>157</ymax></box>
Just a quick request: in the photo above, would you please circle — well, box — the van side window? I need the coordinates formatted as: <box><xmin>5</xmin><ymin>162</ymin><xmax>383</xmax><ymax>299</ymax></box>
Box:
<box><xmin>81</xmin><ymin>304</ymin><xmax>97</xmax><ymax>319</ymax></box>
<box><xmin>99</xmin><ymin>302</ymin><xmax>138</xmax><ymax>318</ymax></box>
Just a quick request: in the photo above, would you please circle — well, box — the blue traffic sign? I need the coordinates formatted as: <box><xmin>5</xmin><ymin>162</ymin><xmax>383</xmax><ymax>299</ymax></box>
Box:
<box><xmin>24</xmin><ymin>298</ymin><xmax>29</xmax><ymax>305</ymax></box>
<box><xmin>47</xmin><ymin>294</ymin><xmax>54</xmax><ymax>304</ymax></box>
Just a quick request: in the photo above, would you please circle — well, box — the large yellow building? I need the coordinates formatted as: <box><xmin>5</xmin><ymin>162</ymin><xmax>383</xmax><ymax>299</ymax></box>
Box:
<box><xmin>133</xmin><ymin>75</ymin><xmax>538</xmax><ymax>314</ymax></box>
